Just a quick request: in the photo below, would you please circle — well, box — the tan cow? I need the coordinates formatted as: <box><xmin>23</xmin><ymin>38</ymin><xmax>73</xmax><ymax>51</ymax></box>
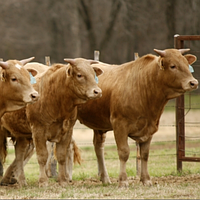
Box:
<box><xmin>0</xmin><ymin>57</ymin><xmax>39</xmax><ymax>117</ymax></box>
<box><xmin>77</xmin><ymin>48</ymin><xmax>198</xmax><ymax>187</ymax></box>
<box><xmin>0</xmin><ymin>58</ymin><xmax>103</xmax><ymax>187</ymax></box>
<box><xmin>0</xmin><ymin>62</ymin><xmax>80</xmax><ymax>181</ymax></box>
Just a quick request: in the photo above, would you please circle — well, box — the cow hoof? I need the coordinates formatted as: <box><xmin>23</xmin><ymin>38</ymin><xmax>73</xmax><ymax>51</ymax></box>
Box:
<box><xmin>118</xmin><ymin>180</ymin><xmax>129</xmax><ymax>188</ymax></box>
<box><xmin>18</xmin><ymin>180</ymin><xmax>27</xmax><ymax>187</ymax></box>
<box><xmin>143</xmin><ymin>180</ymin><xmax>152</xmax><ymax>186</ymax></box>
<box><xmin>39</xmin><ymin>181</ymin><xmax>48</xmax><ymax>188</ymax></box>
<box><xmin>0</xmin><ymin>177</ymin><xmax>17</xmax><ymax>186</ymax></box>
<box><xmin>59</xmin><ymin>181</ymin><xmax>68</xmax><ymax>188</ymax></box>
<box><xmin>101</xmin><ymin>176</ymin><xmax>111</xmax><ymax>184</ymax></box>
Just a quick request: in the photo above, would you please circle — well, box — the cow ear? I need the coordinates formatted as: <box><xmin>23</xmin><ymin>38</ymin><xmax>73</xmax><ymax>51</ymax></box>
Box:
<box><xmin>158</xmin><ymin>57</ymin><xmax>165</xmax><ymax>70</ymax></box>
<box><xmin>92</xmin><ymin>66</ymin><xmax>104</xmax><ymax>76</ymax></box>
<box><xmin>20</xmin><ymin>57</ymin><xmax>35</xmax><ymax>66</ymax></box>
<box><xmin>1</xmin><ymin>71</ymin><xmax>6</xmax><ymax>82</ymax></box>
<box><xmin>66</xmin><ymin>65</ymin><xmax>73</xmax><ymax>77</ymax></box>
<box><xmin>26</xmin><ymin>68</ymin><xmax>38</xmax><ymax>77</ymax></box>
<box><xmin>184</xmin><ymin>54</ymin><xmax>197</xmax><ymax>65</ymax></box>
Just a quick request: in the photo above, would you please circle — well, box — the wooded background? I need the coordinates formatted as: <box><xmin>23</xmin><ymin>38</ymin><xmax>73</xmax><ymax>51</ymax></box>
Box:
<box><xmin>0</xmin><ymin>0</ymin><xmax>200</xmax><ymax>64</ymax></box>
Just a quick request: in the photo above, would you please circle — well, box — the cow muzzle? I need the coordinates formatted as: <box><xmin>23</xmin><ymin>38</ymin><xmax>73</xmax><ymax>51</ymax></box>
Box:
<box><xmin>87</xmin><ymin>87</ymin><xmax>102</xmax><ymax>99</ymax></box>
<box><xmin>189</xmin><ymin>79</ymin><xmax>199</xmax><ymax>90</ymax></box>
<box><xmin>29</xmin><ymin>91</ymin><xmax>40</xmax><ymax>103</ymax></box>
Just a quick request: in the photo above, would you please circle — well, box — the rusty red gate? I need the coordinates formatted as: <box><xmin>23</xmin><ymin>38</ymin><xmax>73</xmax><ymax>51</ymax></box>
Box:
<box><xmin>174</xmin><ymin>34</ymin><xmax>200</xmax><ymax>171</ymax></box>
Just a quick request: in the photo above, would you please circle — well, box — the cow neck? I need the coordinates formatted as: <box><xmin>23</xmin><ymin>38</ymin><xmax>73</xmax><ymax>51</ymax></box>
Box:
<box><xmin>37</xmin><ymin>65</ymin><xmax>75</xmax><ymax>121</ymax></box>
<box><xmin>128</xmin><ymin>56</ymin><xmax>168</xmax><ymax>120</ymax></box>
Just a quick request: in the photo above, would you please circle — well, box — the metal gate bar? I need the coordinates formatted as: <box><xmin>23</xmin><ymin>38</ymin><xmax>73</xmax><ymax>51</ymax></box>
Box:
<box><xmin>174</xmin><ymin>34</ymin><xmax>200</xmax><ymax>172</ymax></box>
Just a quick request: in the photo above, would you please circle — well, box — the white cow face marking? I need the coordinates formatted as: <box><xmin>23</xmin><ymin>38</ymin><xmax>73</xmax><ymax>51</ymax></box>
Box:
<box><xmin>15</xmin><ymin>64</ymin><xmax>22</xmax><ymax>70</ymax></box>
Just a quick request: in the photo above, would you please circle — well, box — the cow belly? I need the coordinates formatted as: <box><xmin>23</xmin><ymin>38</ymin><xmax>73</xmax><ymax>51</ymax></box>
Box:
<box><xmin>78</xmin><ymin>113</ymin><xmax>112</xmax><ymax>131</ymax></box>
<box><xmin>127</xmin><ymin>117</ymin><xmax>158</xmax><ymax>142</ymax></box>
<box><xmin>46</xmin><ymin>123</ymin><xmax>64</xmax><ymax>143</ymax></box>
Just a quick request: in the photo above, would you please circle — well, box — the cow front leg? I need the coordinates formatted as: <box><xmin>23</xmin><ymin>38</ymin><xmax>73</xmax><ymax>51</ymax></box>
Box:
<box><xmin>139</xmin><ymin>136</ymin><xmax>152</xmax><ymax>186</ymax></box>
<box><xmin>56</xmin><ymin>141</ymin><xmax>69</xmax><ymax>187</ymax></box>
<box><xmin>33</xmin><ymin>135</ymin><xmax>49</xmax><ymax>187</ymax></box>
<box><xmin>66</xmin><ymin>138</ymin><xmax>74</xmax><ymax>182</ymax></box>
<box><xmin>113</xmin><ymin>128</ymin><xmax>130</xmax><ymax>188</ymax></box>
<box><xmin>0</xmin><ymin>127</ymin><xmax>9</xmax><ymax>177</ymax></box>
<box><xmin>93</xmin><ymin>130</ymin><xmax>111</xmax><ymax>184</ymax></box>
<box><xmin>56</xmin><ymin>117</ymin><xmax>76</xmax><ymax>187</ymax></box>
<box><xmin>0</xmin><ymin>137</ymin><xmax>29</xmax><ymax>187</ymax></box>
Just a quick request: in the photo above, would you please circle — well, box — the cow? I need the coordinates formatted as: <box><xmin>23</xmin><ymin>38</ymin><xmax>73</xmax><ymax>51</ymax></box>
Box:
<box><xmin>76</xmin><ymin>48</ymin><xmax>198</xmax><ymax>187</ymax></box>
<box><xmin>0</xmin><ymin>58</ymin><xmax>103</xmax><ymax>187</ymax></box>
<box><xmin>0</xmin><ymin>61</ymin><xmax>47</xmax><ymax>177</ymax></box>
<box><xmin>0</xmin><ymin>57</ymin><xmax>39</xmax><ymax>118</ymax></box>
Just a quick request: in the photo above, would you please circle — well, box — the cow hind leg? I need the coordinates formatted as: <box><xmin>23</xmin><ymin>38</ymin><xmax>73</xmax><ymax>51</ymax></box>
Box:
<box><xmin>93</xmin><ymin>130</ymin><xmax>111</xmax><ymax>184</ymax></box>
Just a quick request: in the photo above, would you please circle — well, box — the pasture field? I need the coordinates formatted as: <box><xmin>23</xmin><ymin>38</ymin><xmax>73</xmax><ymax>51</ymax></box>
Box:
<box><xmin>1</xmin><ymin>97</ymin><xmax>200</xmax><ymax>199</ymax></box>
<box><xmin>1</xmin><ymin>139</ymin><xmax>200</xmax><ymax>199</ymax></box>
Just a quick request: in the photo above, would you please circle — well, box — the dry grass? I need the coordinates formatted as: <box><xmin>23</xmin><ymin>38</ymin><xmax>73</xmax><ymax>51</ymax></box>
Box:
<box><xmin>1</xmin><ymin>139</ymin><xmax>200</xmax><ymax>199</ymax></box>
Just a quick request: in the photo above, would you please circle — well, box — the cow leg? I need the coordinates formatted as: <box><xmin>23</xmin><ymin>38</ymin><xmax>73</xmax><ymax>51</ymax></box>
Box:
<box><xmin>139</xmin><ymin>136</ymin><xmax>152</xmax><ymax>186</ymax></box>
<box><xmin>33</xmin><ymin>134</ymin><xmax>49</xmax><ymax>187</ymax></box>
<box><xmin>45</xmin><ymin>141</ymin><xmax>57</xmax><ymax>178</ymax></box>
<box><xmin>0</xmin><ymin>137</ymin><xmax>29</xmax><ymax>187</ymax></box>
<box><xmin>93</xmin><ymin>130</ymin><xmax>111</xmax><ymax>184</ymax></box>
<box><xmin>66</xmin><ymin>139</ymin><xmax>74</xmax><ymax>182</ymax></box>
<box><xmin>56</xmin><ymin>115</ymin><xmax>76</xmax><ymax>187</ymax></box>
<box><xmin>55</xmin><ymin>139</ymin><xmax>69</xmax><ymax>187</ymax></box>
<box><xmin>113</xmin><ymin>126</ymin><xmax>130</xmax><ymax>188</ymax></box>
<box><xmin>0</xmin><ymin>127</ymin><xmax>9</xmax><ymax>177</ymax></box>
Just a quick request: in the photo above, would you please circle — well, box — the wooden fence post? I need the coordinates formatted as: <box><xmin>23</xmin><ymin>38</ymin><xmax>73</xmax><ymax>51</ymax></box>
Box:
<box><xmin>45</xmin><ymin>56</ymin><xmax>51</xmax><ymax>66</ymax></box>
<box><xmin>94</xmin><ymin>50</ymin><xmax>100</xmax><ymax>61</ymax></box>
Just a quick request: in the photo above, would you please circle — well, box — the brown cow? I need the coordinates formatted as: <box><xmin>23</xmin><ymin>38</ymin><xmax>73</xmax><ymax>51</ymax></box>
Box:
<box><xmin>0</xmin><ymin>57</ymin><xmax>39</xmax><ymax>118</ymax></box>
<box><xmin>77</xmin><ymin>48</ymin><xmax>198</xmax><ymax>187</ymax></box>
<box><xmin>0</xmin><ymin>61</ymin><xmax>47</xmax><ymax>177</ymax></box>
<box><xmin>0</xmin><ymin>58</ymin><xmax>103</xmax><ymax>187</ymax></box>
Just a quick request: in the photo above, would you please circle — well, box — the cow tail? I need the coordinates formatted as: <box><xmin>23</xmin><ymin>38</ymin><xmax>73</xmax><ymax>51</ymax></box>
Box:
<box><xmin>72</xmin><ymin>140</ymin><xmax>82</xmax><ymax>165</ymax></box>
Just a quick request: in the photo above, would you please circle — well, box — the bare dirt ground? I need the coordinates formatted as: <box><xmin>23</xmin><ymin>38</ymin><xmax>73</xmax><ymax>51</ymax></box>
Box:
<box><xmin>72</xmin><ymin>110</ymin><xmax>200</xmax><ymax>144</ymax></box>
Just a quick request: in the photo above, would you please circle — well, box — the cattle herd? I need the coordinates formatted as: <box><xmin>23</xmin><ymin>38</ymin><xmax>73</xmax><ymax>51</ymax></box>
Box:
<box><xmin>0</xmin><ymin>49</ymin><xmax>198</xmax><ymax>188</ymax></box>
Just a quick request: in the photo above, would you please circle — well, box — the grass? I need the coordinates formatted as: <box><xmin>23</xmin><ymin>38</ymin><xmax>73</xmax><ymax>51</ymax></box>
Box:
<box><xmin>1</xmin><ymin>140</ymin><xmax>200</xmax><ymax>199</ymax></box>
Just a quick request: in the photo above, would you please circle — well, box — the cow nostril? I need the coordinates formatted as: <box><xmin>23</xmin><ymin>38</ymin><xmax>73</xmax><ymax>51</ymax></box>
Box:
<box><xmin>94</xmin><ymin>90</ymin><xmax>99</xmax><ymax>94</ymax></box>
<box><xmin>190</xmin><ymin>80</ymin><xmax>198</xmax><ymax>88</ymax></box>
<box><xmin>30</xmin><ymin>92</ymin><xmax>39</xmax><ymax>101</ymax></box>
<box><xmin>190</xmin><ymin>82</ymin><xmax>195</xmax><ymax>86</ymax></box>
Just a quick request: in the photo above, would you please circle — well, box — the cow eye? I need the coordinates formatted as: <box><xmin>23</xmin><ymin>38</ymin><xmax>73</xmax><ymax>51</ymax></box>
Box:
<box><xmin>77</xmin><ymin>74</ymin><xmax>82</xmax><ymax>78</ymax></box>
<box><xmin>11</xmin><ymin>77</ymin><xmax>17</xmax><ymax>82</ymax></box>
<box><xmin>170</xmin><ymin>65</ymin><xmax>176</xmax><ymax>69</ymax></box>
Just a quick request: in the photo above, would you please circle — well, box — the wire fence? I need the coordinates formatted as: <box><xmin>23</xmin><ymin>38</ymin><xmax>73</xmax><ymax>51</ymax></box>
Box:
<box><xmin>4</xmin><ymin>46</ymin><xmax>200</xmax><ymax>170</ymax></box>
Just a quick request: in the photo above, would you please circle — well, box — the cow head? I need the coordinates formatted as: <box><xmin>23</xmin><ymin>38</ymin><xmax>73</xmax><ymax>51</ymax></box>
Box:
<box><xmin>64</xmin><ymin>58</ymin><xmax>103</xmax><ymax>103</ymax></box>
<box><xmin>0</xmin><ymin>57</ymin><xmax>40</xmax><ymax>112</ymax></box>
<box><xmin>154</xmin><ymin>48</ymin><xmax>198</xmax><ymax>99</ymax></box>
